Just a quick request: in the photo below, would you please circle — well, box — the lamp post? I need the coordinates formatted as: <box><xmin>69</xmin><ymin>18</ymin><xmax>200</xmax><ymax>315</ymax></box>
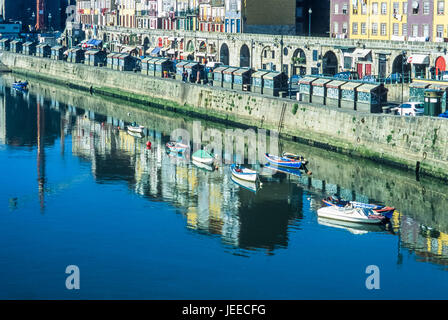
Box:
<box><xmin>401</xmin><ymin>50</ymin><xmax>407</xmax><ymax>105</ymax></box>
<box><xmin>31</xmin><ymin>12</ymin><xmax>35</xmax><ymax>31</ymax></box>
<box><xmin>48</xmin><ymin>13</ymin><xmax>52</xmax><ymax>31</ymax></box>
<box><xmin>308</xmin><ymin>8</ymin><xmax>312</xmax><ymax>37</ymax></box>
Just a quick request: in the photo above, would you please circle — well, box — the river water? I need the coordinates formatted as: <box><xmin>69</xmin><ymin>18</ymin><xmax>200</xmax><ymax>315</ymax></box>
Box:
<box><xmin>1</xmin><ymin>75</ymin><xmax>448</xmax><ymax>299</ymax></box>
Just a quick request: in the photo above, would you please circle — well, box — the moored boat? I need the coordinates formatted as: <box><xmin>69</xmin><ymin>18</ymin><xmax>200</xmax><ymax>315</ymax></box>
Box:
<box><xmin>322</xmin><ymin>196</ymin><xmax>395</xmax><ymax>219</ymax></box>
<box><xmin>317</xmin><ymin>206</ymin><xmax>386</xmax><ymax>224</ymax></box>
<box><xmin>12</xmin><ymin>80</ymin><xmax>28</xmax><ymax>91</ymax></box>
<box><xmin>166</xmin><ymin>141</ymin><xmax>189</xmax><ymax>153</ymax></box>
<box><xmin>127</xmin><ymin>125</ymin><xmax>145</xmax><ymax>134</ymax></box>
<box><xmin>230</xmin><ymin>164</ymin><xmax>258</xmax><ymax>182</ymax></box>
<box><xmin>263</xmin><ymin>163</ymin><xmax>302</xmax><ymax>177</ymax></box>
<box><xmin>282</xmin><ymin>152</ymin><xmax>308</xmax><ymax>165</ymax></box>
<box><xmin>265</xmin><ymin>153</ymin><xmax>304</xmax><ymax>170</ymax></box>
<box><xmin>192</xmin><ymin>150</ymin><xmax>214</xmax><ymax>165</ymax></box>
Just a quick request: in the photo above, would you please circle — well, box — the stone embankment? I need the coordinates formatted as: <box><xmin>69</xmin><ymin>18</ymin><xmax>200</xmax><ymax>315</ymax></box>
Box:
<box><xmin>1</xmin><ymin>51</ymin><xmax>447</xmax><ymax>180</ymax></box>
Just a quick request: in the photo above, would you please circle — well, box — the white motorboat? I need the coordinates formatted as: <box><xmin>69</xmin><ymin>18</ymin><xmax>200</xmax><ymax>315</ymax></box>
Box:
<box><xmin>230</xmin><ymin>164</ymin><xmax>258</xmax><ymax>182</ymax></box>
<box><xmin>317</xmin><ymin>206</ymin><xmax>385</xmax><ymax>224</ymax></box>
<box><xmin>127</xmin><ymin>125</ymin><xmax>145</xmax><ymax>134</ymax></box>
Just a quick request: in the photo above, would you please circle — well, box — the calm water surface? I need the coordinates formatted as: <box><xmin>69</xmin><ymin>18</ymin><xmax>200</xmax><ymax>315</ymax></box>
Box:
<box><xmin>1</xmin><ymin>76</ymin><xmax>448</xmax><ymax>299</ymax></box>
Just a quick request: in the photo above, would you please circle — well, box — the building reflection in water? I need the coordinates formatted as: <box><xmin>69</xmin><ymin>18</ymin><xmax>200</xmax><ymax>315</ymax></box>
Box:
<box><xmin>2</xmin><ymin>86</ymin><xmax>448</xmax><ymax>265</ymax></box>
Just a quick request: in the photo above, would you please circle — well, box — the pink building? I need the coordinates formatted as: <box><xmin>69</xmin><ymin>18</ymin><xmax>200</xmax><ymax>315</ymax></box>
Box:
<box><xmin>330</xmin><ymin>0</ymin><xmax>350</xmax><ymax>38</ymax></box>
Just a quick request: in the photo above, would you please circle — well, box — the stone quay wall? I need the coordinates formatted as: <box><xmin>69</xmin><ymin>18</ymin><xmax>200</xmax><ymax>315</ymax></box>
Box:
<box><xmin>1</xmin><ymin>51</ymin><xmax>447</xmax><ymax>180</ymax></box>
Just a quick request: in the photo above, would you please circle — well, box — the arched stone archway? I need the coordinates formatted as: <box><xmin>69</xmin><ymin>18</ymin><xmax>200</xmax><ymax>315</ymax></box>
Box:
<box><xmin>220</xmin><ymin>43</ymin><xmax>229</xmax><ymax>65</ymax></box>
<box><xmin>143</xmin><ymin>37</ymin><xmax>150</xmax><ymax>53</ymax></box>
<box><xmin>292</xmin><ymin>48</ymin><xmax>307</xmax><ymax>76</ymax></box>
<box><xmin>186</xmin><ymin>40</ymin><xmax>194</xmax><ymax>52</ymax></box>
<box><xmin>240</xmin><ymin>44</ymin><xmax>250</xmax><ymax>68</ymax></box>
<box><xmin>260</xmin><ymin>46</ymin><xmax>273</xmax><ymax>70</ymax></box>
<box><xmin>322</xmin><ymin>51</ymin><xmax>338</xmax><ymax>76</ymax></box>
<box><xmin>392</xmin><ymin>54</ymin><xmax>411</xmax><ymax>79</ymax></box>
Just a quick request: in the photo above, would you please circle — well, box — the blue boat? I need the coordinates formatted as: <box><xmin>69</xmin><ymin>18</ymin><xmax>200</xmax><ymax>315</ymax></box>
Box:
<box><xmin>12</xmin><ymin>81</ymin><xmax>28</xmax><ymax>91</ymax></box>
<box><xmin>264</xmin><ymin>153</ymin><xmax>304</xmax><ymax>169</ymax></box>
<box><xmin>263</xmin><ymin>163</ymin><xmax>302</xmax><ymax>177</ymax></box>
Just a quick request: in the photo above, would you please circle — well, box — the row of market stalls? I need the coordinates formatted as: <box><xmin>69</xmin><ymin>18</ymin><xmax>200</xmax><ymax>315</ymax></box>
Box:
<box><xmin>211</xmin><ymin>67</ymin><xmax>288</xmax><ymax>96</ymax></box>
<box><xmin>299</xmin><ymin>76</ymin><xmax>388</xmax><ymax>113</ymax></box>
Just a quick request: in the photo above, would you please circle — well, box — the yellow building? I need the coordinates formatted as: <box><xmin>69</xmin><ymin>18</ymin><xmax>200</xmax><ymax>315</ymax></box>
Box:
<box><xmin>350</xmin><ymin>0</ymin><xmax>408</xmax><ymax>41</ymax></box>
<box><xmin>434</xmin><ymin>0</ymin><xmax>448</xmax><ymax>42</ymax></box>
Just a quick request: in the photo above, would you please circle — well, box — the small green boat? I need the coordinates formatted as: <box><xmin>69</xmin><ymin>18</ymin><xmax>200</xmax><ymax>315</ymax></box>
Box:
<box><xmin>192</xmin><ymin>150</ymin><xmax>214</xmax><ymax>165</ymax></box>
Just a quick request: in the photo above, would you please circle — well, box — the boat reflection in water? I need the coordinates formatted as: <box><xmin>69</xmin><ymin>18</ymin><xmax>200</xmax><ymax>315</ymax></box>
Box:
<box><xmin>317</xmin><ymin>217</ymin><xmax>385</xmax><ymax>235</ymax></box>
<box><xmin>231</xmin><ymin>176</ymin><xmax>260</xmax><ymax>193</ymax></box>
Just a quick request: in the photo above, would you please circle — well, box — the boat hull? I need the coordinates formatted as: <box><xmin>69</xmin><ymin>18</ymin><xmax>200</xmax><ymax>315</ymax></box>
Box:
<box><xmin>317</xmin><ymin>207</ymin><xmax>385</xmax><ymax>224</ymax></box>
<box><xmin>230</xmin><ymin>164</ymin><xmax>258</xmax><ymax>182</ymax></box>
<box><xmin>265</xmin><ymin>153</ymin><xmax>303</xmax><ymax>169</ymax></box>
<box><xmin>127</xmin><ymin>126</ymin><xmax>144</xmax><ymax>134</ymax></box>
<box><xmin>166</xmin><ymin>142</ymin><xmax>189</xmax><ymax>153</ymax></box>
<box><xmin>323</xmin><ymin>198</ymin><xmax>395</xmax><ymax>219</ymax></box>
<box><xmin>192</xmin><ymin>156</ymin><xmax>214</xmax><ymax>165</ymax></box>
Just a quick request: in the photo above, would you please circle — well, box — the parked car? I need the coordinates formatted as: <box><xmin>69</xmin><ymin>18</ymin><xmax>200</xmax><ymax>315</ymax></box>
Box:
<box><xmin>395</xmin><ymin>102</ymin><xmax>425</xmax><ymax>116</ymax></box>
<box><xmin>290</xmin><ymin>74</ymin><xmax>302</xmax><ymax>85</ymax></box>
<box><xmin>334</xmin><ymin>71</ymin><xmax>359</xmax><ymax>80</ymax></box>
<box><xmin>362</xmin><ymin>75</ymin><xmax>380</xmax><ymax>83</ymax></box>
<box><xmin>440</xmin><ymin>71</ymin><xmax>448</xmax><ymax>81</ymax></box>
<box><xmin>439</xmin><ymin>110</ymin><xmax>448</xmax><ymax>118</ymax></box>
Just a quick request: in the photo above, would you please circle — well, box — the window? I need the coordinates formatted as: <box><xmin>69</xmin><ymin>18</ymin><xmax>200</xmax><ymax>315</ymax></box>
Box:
<box><xmin>438</xmin><ymin>1</ymin><xmax>445</xmax><ymax>14</ymax></box>
<box><xmin>412</xmin><ymin>2</ymin><xmax>419</xmax><ymax>14</ymax></box>
<box><xmin>403</xmin><ymin>2</ymin><xmax>408</xmax><ymax>14</ymax></box>
<box><xmin>393</xmin><ymin>2</ymin><xmax>399</xmax><ymax>14</ymax></box>
<box><xmin>342</xmin><ymin>4</ymin><xmax>348</xmax><ymax>14</ymax></box>
<box><xmin>372</xmin><ymin>2</ymin><xmax>378</xmax><ymax>14</ymax></box>
<box><xmin>353</xmin><ymin>3</ymin><xmax>358</xmax><ymax>14</ymax></box>
<box><xmin>334</xmin><ymin>22</ymin><xmax>339</xmax><ymax>33</ymax></box>
<box><xmin>423</xmin><ymin>2</ymin><xmax>430</xmax><ymax>14</ymax></box>
<box><xmin>381</xmin><ymin>23</ymin><xmax>387</xmax><ymax>35</ymax></box>
<box><xmin>361</xmin><ymin>2</ymin><xmax>367</xmax><ymax>14</ymax></box>
<box><xmin>402</xmin><ymin>23</ymin><xmax>407</xmax><ymax>36</ymax></box>
<box><xmin>342</xmin><ymin>23</ymin><xmax>348</xmax><ymax>34</ymax></box>
<box><xmin>393</xmin><ymin>23</ymin><xmax>399</xmax><ymax>35</ymax></box>
<box><xmin>412</xmin><ymin>24</ymin><xmax>419</xmax><ymax>37</ymax></box>
<box><xmin>335</xmin><ymin>4</ymin><xmax>339</xmax><ymax>14</ymax></box>
<box><xmin>372</xmin><ymin>23</ymin><xmax>378</xmax><ymax>35</ymax></box>
<box><xmin>437</xmin><ymin>25</ymin><xmax>444</xmax><ymax>37</ymax></box>
<box><xmin>361</xmin><ymin>22</ymin><xmax>366</xmax><ymax>35</ymax></box>
<box><xmin>352</xmin><ymin>22</ymin><xmax>358</xmax><ymax>34</ymax></box>
<box><xmin>272</xmin><ymin>51</ymin><xmax>275</xmax><ymax>59</ymax></box>
<box><xmin>381</xmin><ymin>2</ymin><xmax>387</xmax><ymax>14</ymax></box>
<box><xmin>423</xmin><ymin>24</ymin><xmax>429</xmax><ymax>38</ymax></box>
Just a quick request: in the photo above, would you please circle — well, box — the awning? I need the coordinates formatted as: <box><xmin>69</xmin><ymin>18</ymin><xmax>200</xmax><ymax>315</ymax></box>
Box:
<box><xmin>352</xmin><ymin>48</ymin><xmax>371</xmax><ymax>58</ymax></box>
<box><xmin>168</xmin><ymin>37</ymin><xmax>175</xmax><ymax>41</ymax></box>
<box><xmin>407</xmin><ymin>54</ymin><xmax>429</xmax><ymax>64</ymax></box>
<box><xmin>86</xmin><ymin>39</ymin><xmax>102</xmax><ymax>46</ymax></box>
<box><xmin>151</xmin><ymin>47</ymin><xmax>161</xmax><ymax>55</ymax></box>
<box><xmin>121</xmin><ymin>46</ymin><xmax>136</xmax><ymax>53</ymax></box>
<box><xmin>167</xmin><ymin>49</ymin><xmax>176</xmax><ymax>55</ymax></box>
<box><xmin>195</xmin><ymin>52</ymin><xmax>206</xmax><ymax>57</ymax></box>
